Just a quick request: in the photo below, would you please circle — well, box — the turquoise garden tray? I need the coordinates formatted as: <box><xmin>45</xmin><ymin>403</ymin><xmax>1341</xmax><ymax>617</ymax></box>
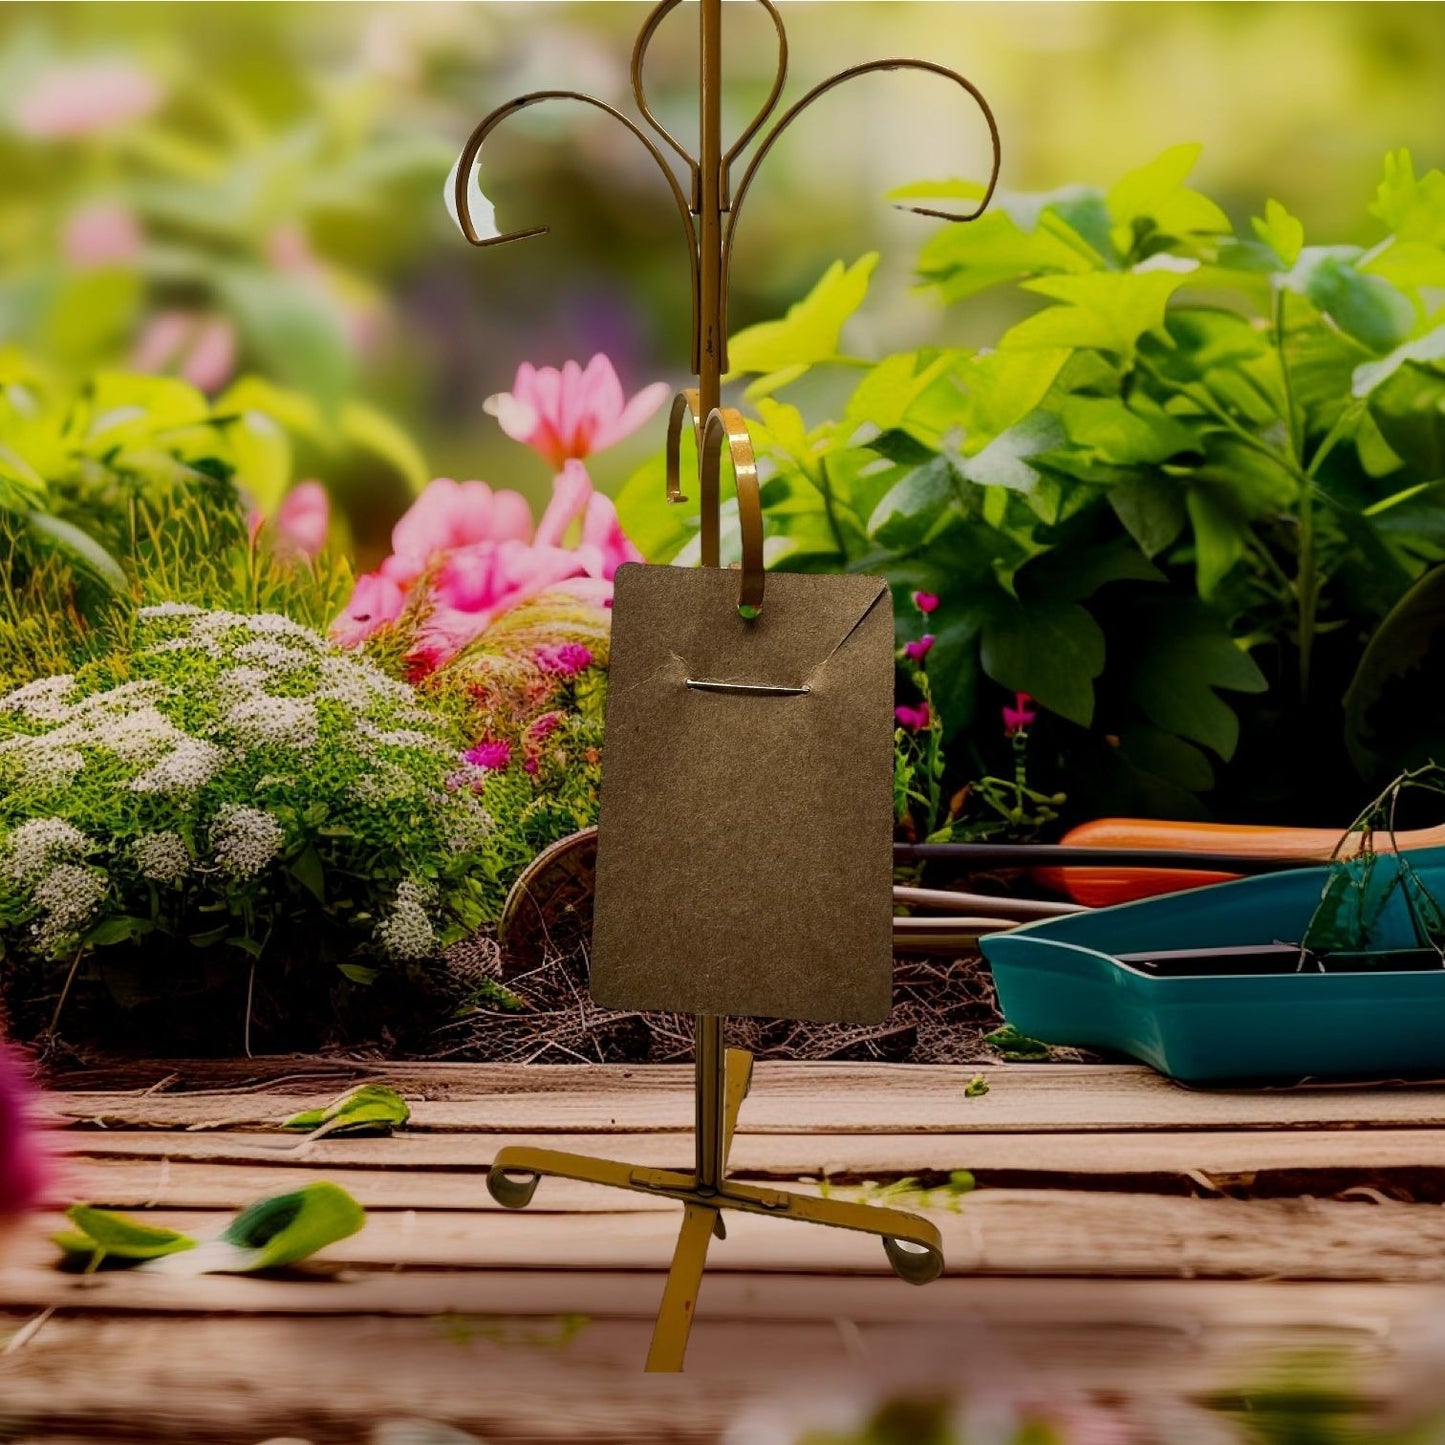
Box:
<box><xmin>979</xmin><ymin>847</ymin><xmax>1445</xmax><ymax>1084</ymax></box>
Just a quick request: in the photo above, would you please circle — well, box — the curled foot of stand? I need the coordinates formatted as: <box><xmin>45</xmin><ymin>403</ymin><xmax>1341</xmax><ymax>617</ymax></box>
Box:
<box><xmin>883</xmin><ymin>1234</ymin><xmax>945</xmax><ymax>1285</ymax></box>
<box><xmin>487</xmin><ymin>1166</ymin><xmax>542</xmax><ymax>1209</ymax></box>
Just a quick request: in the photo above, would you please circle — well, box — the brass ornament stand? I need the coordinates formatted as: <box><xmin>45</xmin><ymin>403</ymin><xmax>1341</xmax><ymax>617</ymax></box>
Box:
<box><xmin>454</xmin><ymin>0</ymin><xmax>1000</xmax><ymax>1373</ymax></box>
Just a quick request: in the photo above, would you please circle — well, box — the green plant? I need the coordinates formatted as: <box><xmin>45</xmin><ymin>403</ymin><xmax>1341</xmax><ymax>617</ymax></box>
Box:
<box><xmin>0</xmin><ymin>604</ymin><xmax>500</xmax><ymax>1041</ymax></box>
<box><xmin>0</xmin><ymin>357</ymin><xmax>354</xmax><ymax>686</ymax></box>
<box><xmin>622</xmin><ymin>147</ymin><xmax>1445</xmax><ymax>823</ymax></box>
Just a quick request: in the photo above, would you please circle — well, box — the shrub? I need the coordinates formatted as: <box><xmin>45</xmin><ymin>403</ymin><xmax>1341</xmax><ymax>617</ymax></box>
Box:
<box><xmin>0</xmin><ymin>603</ymin><xmax>500</xmax><ymax>1044</ymax></box>
<box><xmin>620</xmin><ymin>147</ymin><xmax>1445</xmax><ymax>825</ymax></box>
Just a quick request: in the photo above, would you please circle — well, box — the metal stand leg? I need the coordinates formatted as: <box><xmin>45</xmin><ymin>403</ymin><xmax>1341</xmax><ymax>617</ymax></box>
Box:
<box><xmin>485</xmin><ymin>1019</ymin><xmax>944</xmax><ymax>1371</ymax></box>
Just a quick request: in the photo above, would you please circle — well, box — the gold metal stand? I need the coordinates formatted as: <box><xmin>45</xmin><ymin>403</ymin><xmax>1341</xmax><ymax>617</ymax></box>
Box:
<box><xmin>457</xmin><ymin>0</ymin><xmax>1000</xmax><ymax>1371</ymax></box>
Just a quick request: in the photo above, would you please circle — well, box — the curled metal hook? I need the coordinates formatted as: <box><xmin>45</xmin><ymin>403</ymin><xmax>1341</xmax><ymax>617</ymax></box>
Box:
<box><xmin>720</xmin><ymin>57</ymin><xmax>1002</xmax><ymax>368</ymax></box>
<box><xmin>451</xmin><ymin>88</ymin><xmax>701</xmax><ymax>363</ymax></box>
<box><xmin>699</xmin><ymin>406</ymin><xmax>765</xmax><ymax>615</ymax></box>
<box><xmin>665</xmin><ymin>387</ymin><xmax>703</xmax><ymax>504</ymax></box>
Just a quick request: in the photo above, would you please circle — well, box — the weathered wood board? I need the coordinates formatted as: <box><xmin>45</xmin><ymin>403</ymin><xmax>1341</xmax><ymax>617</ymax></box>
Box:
<box><xmin>5</xmin><ymin>1058</ymin><xmax>1445</xmax><ymax>1443</ymax></box>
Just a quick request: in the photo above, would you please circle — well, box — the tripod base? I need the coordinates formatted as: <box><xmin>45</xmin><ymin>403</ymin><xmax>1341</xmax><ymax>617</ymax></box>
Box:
<box><xmin>485</xmin><ymin>1048</ymin><xmax>944</xmax><ymax>1371</ymax></box>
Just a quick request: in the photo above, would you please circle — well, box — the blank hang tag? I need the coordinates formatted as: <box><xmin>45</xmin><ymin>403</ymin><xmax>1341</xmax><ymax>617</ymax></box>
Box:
<box><xmin>589</xmin><ymin>562</ymin><xmax>895</xmax><ymax>1025</ymax></box>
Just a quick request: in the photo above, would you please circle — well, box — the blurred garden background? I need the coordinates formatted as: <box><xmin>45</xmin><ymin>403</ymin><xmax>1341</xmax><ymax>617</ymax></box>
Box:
<box><xmin>3</xmin><ymin>0</ymin><xmax>1445</xmax><ymax>1052</ymax></box>
<box><xmin>3</xmin><ymin>2</ymin><xmax>1442</xmax><ymax>560</ymax></box>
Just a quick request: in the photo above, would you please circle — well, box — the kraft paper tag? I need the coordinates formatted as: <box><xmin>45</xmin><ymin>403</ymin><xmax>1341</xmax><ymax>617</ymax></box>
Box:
<box><xmin>589</xmin><ymin>562</ymin><xmax>894</xmax><ymax>1024</ymax></box>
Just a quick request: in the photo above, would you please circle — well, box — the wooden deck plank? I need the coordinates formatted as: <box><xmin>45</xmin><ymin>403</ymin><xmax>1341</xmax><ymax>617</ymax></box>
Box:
<box><xmin>59</xmin><ymin>1124</ymin><xmax>1445</xmax><ymax>1183</ymax></box>
<box><xmin>14</xmin><ymin>1190</ymin><xmax>1445</xmax><ymax>1283</ymax></box>
<box><xmin>47</xmin><ymin>1061</ymin><xmax>1445</xmax><ymax>1134</ymax></box>
<box><xmin>0</xmin><ymin>1307</ymin><xmax>1419</xmax><ymax>1441</ymax></box>
<box><xmin>53</xmin><ymin>1132</ymin><xmax>1445</xmax><ymax>1213</ymax></box>
<box><xmin>0</xmin><ymin>1271</ymin><xmax>1430</xmax><ymax>1326</ymax></box>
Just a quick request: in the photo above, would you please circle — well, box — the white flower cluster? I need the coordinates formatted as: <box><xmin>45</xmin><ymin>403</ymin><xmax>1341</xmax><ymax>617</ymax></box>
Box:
<box><xmin>0</xmin><ymin>674</ymin><xmax>78</xmax><ymax>723</ymax></box>
<box><xmin>225</xmin><ymin>693</ymin><xmax>319</xmax><ymax>752</ymax></box>
<box><xmin>131</xmin><ymin>831</ymin><xmax>191</xmax><ymax>883</ymax></box>
<box><xmin>441</xmin><ymin>794</ymin><xmax>494</xmax><ymax>854</ymax></box>
<box><xmin>31</xmin><ymin>862</ymin><xmax>108</xmax><ymax>955</ymax></box>
<box><xmin>375</xmin><ymin>878</ymin><xmax>438</xmax><ymax>959</ymax></box>
<box><xmin>130</xmin><ymin>737</ymin><xmax>229</xmax><ymax>794</ymax></box>
<box><xmin>210</xmin><ymin>804</ymin><xmax>285</xmax><ymax>879</ymax></box>
<box><xmin>1</xmin><ymin>817</ymin><xmax>91</xmax><ymax>884</ymax></box>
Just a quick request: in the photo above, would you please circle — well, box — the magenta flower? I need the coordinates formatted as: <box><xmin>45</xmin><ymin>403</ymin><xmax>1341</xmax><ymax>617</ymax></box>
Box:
<box><xmin>13</xmin><ymin>60</ymin><xmax>161</xmax><ymax>138</ymax></box>
<box><xmin>903</xmin><ymin>634</ymin><xmax>935</xmax><ymax>663</ymax></box>
<box><xmin>0</xmin><ymin>1045</ymin><xmax>46</xmax><ymax>1220</ymax></box>
<box><xmin>528</xmin><ymin>712</ymin><xmax>564</xmax><ymax>742</ymax></box>
<box><xmin>912</xmin><ymin>591</ymin><xmax>940</xmax><ymax>615</ymax></box>
<box><xmin>462</xmin><ymin>738</ymin><xmax>512</xmax><ymax>772</ymax></box>
<box><xmin>62</xmin><ymin>201</ymin><xmax>142</xmax><ymax>269</ymax></box>
<box><xmin>332</xmin><ymin>571</ymin><xmax>407</xmax><ymax>648</ymax></box>
<box><xmin>522</xmin><ymin>755</ymin><xmax>540</xmax><ymax>776</ymax></box>
<box><xmin>535</xmin><ymin>642</ymin><xmax>594</xmax><ymax>678</ymax></box>
<box><xmin>484</xmin><ymin>355</ymin><xmax>669</xmax><ymax>469</ymax></box>
<box><xmin>895</xmin><ymin>702</ymin><xmax>931</xmax><ymax>731</ymax></box>
<box><xmin>1003</xmin><ymin>691</ymin><xmax>1038</xmax><ymax>737</ymax></box>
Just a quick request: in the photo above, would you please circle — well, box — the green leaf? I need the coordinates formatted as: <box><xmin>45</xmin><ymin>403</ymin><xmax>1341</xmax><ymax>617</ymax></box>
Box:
<box><xmin>290</xmin><ymin>846</ymin><xmax>326</xmax><ymax>904</ymax></box>
<box><xmin>960</xmin><ymin>412</ymin><xmax>1066</xmax><ymax>493</ymax></box>
<box><xmin>1352</xmin><ymin>326</ymin><xmax>1445</xmax><ymax>398</ymax></box>
<box><xmin>726</xmin><ymin>253</ymin><xmax>878</xmax><ymax>391</ymax></box>
<box><xmin>1284</xmin><ymin>248</ymin><xmax>1414</xmax><ymax>354</ymax></box>
<box><xmin>337</xmin><ymin>963</ymin><xmax>380</xmax><ymax>985</ymax></box>
<box><xmin>915</xmin><ymin>206</ymin><xmax>1102</xmax><ymax>304</ymax></box>
<box><xmin>1123</xmin><ymin>599</ymin><xmax>1267</xmax><ymax>758</ymax></box>
<box><xmin>84</xmin><ymin>916</ymin><xmax>154</xmax><ymax>947</ymax></box>
<box><xmin>281</xmin><ymin>1083</ymin><xmax>411</xmax><ymax>1138</ymax></box>
<box><xmin>1251</xmin><ymin>198</ymin><xmax>1305</xmax><ymax>267</ymax></box>
<box><xmin>959</xmin><ymin>348</ymin><xmax>1070</xmax><ymax>441</ymax></box>
<box><xmin>1185</xmin><ymin>484</ymin><xmax>1250</xmax><ymax>598</ymax></box>
<box><xmin>867</xmin><ymin>456</ymin><xmax>964</xmax><ymax>549</ymax></box>
<box><xmin>342</xmin><ymin>400</ymin><xmax>430</xmax><ymax>495</ymax></box>
<box><xmin>964</xmin><ymin>1074</ymin><xmax>989</xmax><ymax>1098</ymax></box>
<box><xmin>1106</xmin><ymin>145</ymin><xmax>1230</xmax><ymax>241</ymax></box>
<box><xmin>985</xmin><ymin>1025</ymin><xmax>1051</xmax><ymax>1061</ymax></box>
<box><xmin>1370</xmin><ymin>149</ymin><xmax>1445</xmax><ymax>246</ymax></box>
<box><xmin>843</xmin><ymin>350</ymin><xmax>962</xmax><ymax>438</ymax></box>
<box><xmin>1005</xmin><ymin>270</ymin><xmax>1191</xmax><ymax>359</ymax></box>
<box><xmin>980</xmin><ymin>596</ymin><xmax>1105</xmax><ymax>725</ymax></box>
<box><xmin>55</xmin><ymin>1205</ymin><xmax>197</xmax><ymax>1265</ymax></box>
<box><xmin>25</xmin><ymin>511</ymin><xmax>128</xmax><ymax>592</ymax></box>
<box><xmin>87</xmin><ymin>372</ymin><xmax>211</xmax><ymax>439</ymax></box>
<box><xmin>1058</xmin><ymin>394</ymin><xmax>1198</xmax><ymax>467</ymax></box>
<box><xmin>1110</xmin><ymin>475</ymin><xmax>1187</xmax><ymax>556</ymax></box>
<box><xmin>217</xmin><ymin>1182</ymin><xmax>366</xmax><ymax>1271</ymax></box>
<box><xmin>1366</xmin><ymin>363</ymin><xmax>1445</xmax><ymax>477</ymax></box>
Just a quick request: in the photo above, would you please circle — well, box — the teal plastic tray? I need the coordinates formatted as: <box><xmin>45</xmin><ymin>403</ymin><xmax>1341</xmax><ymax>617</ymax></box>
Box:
<box><xmin>979</xmin><ymin>847</ymin><xmax>1445</xmax><ymax>1083</ymax></box>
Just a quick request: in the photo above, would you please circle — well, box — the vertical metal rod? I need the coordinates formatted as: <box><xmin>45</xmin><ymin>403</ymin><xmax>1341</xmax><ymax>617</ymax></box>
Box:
<box><xmin>692</xmin><ymin>0</ymin><xmax>729</xmax><ymax>1201</ymax></box>
<box><xmin>697</xmin><ymin>0</ymin><xmax>724</xmax><ymax>570</ymax></box>
<box><xmin>694</xmin><ymin>1013</ymin><xmax>725</xmax><ymax>1191</ymax></box>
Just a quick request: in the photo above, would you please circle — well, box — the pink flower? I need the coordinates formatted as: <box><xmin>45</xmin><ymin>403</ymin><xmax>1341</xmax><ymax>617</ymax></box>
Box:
<box><xmin>131</xmin><ymin>311</ymin><xmax>236</xmax><ymax>393</ymax></box>
<box><xmin>528</xmin><ymin>712</ymin><xmax>564</xmax><ymax>742</ymax></box>
<box><xmin>332</xmin><ymin>571</ymin><xmax>406</xmax><ymax>648</ymax></box>
<box><xmin>912</xmin><ymin>591</ymin><xmax>940</xmax><ymax>615</ymax></box>
<box><xmin>904</xmin><ymin>634</ymin><xmax>934</xmax><ymax>663</ymax></box>
<box><xmin>0</xmin><ymin>1045</ymin><xmax>47</xmax><ymax>1219</ymax></box>
<box><xmin>484</xmin><ymin>355</ymin><xmax>669</xmax><ymax>468</ymax></box>
<box><xmin>274</xmin><ymin>482</ymin><xmax>330</xmax><ymax>559</ymax></box>
<box><xmin>13</xmin><ymin>60</ymin><xmax>161</xmax><ymax>139</ymax></box>
<box><xmin>384</xmin><ymin>478</ymin><xmax>535</xmax><ymax>588</ymax></box>
<box><xmin>1003</xmin><ymin>691</ymin><xmax>1038</xmax><ymax>737</ymax></box>
<box><xmin>62</xmin><ymin>201</ymin><xmax>142</xmax><ymax>269</ymax></box>
<box><xmin>535</xmin><ymin>642</ymin><xmax>593</xmax><ymax>678</ymax></box>
<box><xmin>462</xmin><ymin>738</ymin><xmax>511</xmax><ymax>771</ymax></box>
<box><xmin>522</xmin><ymin>755</ymin><xmax>540</xmax><ymax>776</ymax></box>
<box><xmin>895</xmin><ymin>702</ymin><xmax>931</xmax><ymax>731</ymax></box>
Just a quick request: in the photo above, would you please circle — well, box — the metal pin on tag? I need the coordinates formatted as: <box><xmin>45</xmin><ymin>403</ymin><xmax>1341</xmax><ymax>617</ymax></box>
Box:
<box><xmin>684</xmin><ymin>679</ymin><xmax>811</xmax><ymax>697</ymax></box>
